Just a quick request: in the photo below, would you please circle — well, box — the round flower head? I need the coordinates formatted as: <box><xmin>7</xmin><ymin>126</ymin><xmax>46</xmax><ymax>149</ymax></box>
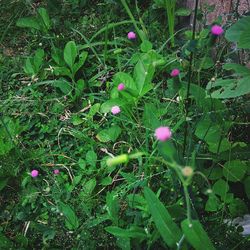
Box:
<box><xmin>155</xmin><ymin>126</ymin><xmax>172</xmax><ymax>141</ymax></box>
<box><xmin>127</xmin><ymin>31</ymin><xmax>136</xmax><ymax>40</ymax></box>
<box><xmin>111</xmin><ymin>106</ymin><xmax>121</xmax><ymax>115</ymax></box>
<box><xmin>117</xmin><ymin>83</ymin><xmax>125</xmax><ymax>91</ymax></box>
<box><xmin>182</xmin><ymin>166</ymin><xmax>194</xmax><ymax>177</ymax></box>
<box><xmin>54</xmin><ymin>169</ymin><xmax>60</xmax><ymax>175</ymax></box>
<box><xmin>31</xmin><ymin>169</ymin><xmax>39</xmax><ymax>178</ymax></box>
<box><xmin>211</xmin><ymin>25</ymin><xmax>224</xmax><ymax>36</ymax></box>
<box><xmin>170</xmin><ymin>69</ymin><xmax>180</xmax><ymax>77</ymax></box>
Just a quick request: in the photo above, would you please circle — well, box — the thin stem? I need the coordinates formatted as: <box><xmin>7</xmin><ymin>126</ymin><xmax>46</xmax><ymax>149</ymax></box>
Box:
<box><xmin>120</xmin><ymin>0</ymin><xmax>145</xmax><ymax>41</ymax></box>
<box><xmin>183</xmin><ymin>0</ymin><xmax>199</xmax><ymax>156</ymax></box>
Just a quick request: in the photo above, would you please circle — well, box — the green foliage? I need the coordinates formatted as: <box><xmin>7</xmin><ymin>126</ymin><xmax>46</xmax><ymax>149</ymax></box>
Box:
<box><xmin>1</xmin><ymin>2</ymin><xmax>250</xmax><ymax>249</ymax></box>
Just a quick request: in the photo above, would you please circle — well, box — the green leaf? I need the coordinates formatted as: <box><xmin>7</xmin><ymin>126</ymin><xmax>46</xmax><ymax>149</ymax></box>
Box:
<box><xmin>142</xmin><ymin>103</ymin><xmax>160</xmax><ymax>129</ymax></box>
<box><xmin>58</xmin><ymin>202</ymin><xmax>79</xmax><ymax>230</ymax></box>
<box><xmin>113</xmin><ymin>72</ymin><xmax>137</xmax><ymax>91</ymax></box>
<box><xmin>223</xmin><ymin>160</ymin><xmax>247</xmax><ymax>182</ymax></box>
<box><xmin>100</xmin><ymin>99</ymin><xmax>125</xmax><ymax>113</ymax></box>
<box><xmin>144</xmin><ymin>187</ymin><xmax>182</xmax><ymax>248</ymax></box>
<box><xmin>75</xmin><ymin>79</ymin><xmax>85</xmax><ymax>98</ymax></box>
<box><xmin>0</xmin><ymin>232</ymin><xmax>13</xmax><ymax>248</ymax></box>
<box><xmin>244</xmin><ymin>176</ymin><xmax>250</xmax><ymax>199</ymax></box>
<box><xmin>225</xmin><ymin>16</ymin><xmax>250</xmax><ymax>49</ymax></box>
<box><xmin>106</xmin><ymin>192</ymin><xmax>119</xmax><ymax>224</ymax></box>
<box><xmin>140</xmin><ymin>40</ymin><xmax>153</xmax><ymax>53</ymax></box>
<box><xmin>205</xmin><ymin>194</ymin><xmax>220</xmax><ymax>212</ymax></box>
<box><xmin>37</xmin><ymin>8</ymin><xmax>51</xmax><ymax>31</ymax></box>
<box><xmin>73</xmin><ymin>51</ymin><xmax>88</xmax><ymax>75</ymax></box>
<box><xmin>96</xmin><ymin>125</ymin><xmax>122</xmax><ymax>142</ymax></box>
<box><xmin>64</xmin><ymin>41</ymin><xmax>78</xmax><ymax>69</ymax></box>
<box><xmin>0</xmin><ymin>178</ymin><xmax>9</xmax><ymax>191</ymax></box>
<box><xmin>86</xmin><ymin>150</ymin><xmax>97</xmax><ymax>167</ymax></box>
<box><xmin>181</xmin><ymin>219</ymin><xmax>215</xmax><ymax>250</ymax></box>
<box><xmin>105</xmin><ymin>226</ymin><xmax>146</xmax><ymax>239</ymax></box>
<box><xmin>223</xmin><ymin>63</ymin><xmax>250</xmax><ymax>77</ymax></box>
<box><xmin>228</xmin><ymin>198</ymin><xmax>248</xmax><ymax>217</ymax></box>
<box><xmin>16</xmin><ymin>17</ymin><xmax>41</xmax><ymax>30</ymax></box>
<box><xmin>176</xmin><ymin>8</ymin><xmax>191</xmax><ymax>16</ymax></box>
<box><xmin>83</xmin><ymin>178</ymin><xmax>96</xmax><ymax>195</ymax></box>
<box><xmin>212</xmin><ymin>179</ymin><xmax>229</xmax><ymax>197</ymax></box>
<box><xmin>52</xmin><ymin>79</ymin><xmax>72</xmax><ymax>95</ymax></box>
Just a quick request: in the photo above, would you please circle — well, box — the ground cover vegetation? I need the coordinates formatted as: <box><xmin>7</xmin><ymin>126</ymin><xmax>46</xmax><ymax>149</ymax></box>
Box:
<box><xmin>0</xmin><ymin>0</ymin><xmax>250</xmax><ymax>249</ymax></box>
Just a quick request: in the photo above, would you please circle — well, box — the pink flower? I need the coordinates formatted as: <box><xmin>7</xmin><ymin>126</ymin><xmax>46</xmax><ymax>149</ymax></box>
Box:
<box><xmin>155</xmin><ymin>126</ymin><xmax>172</xmax><ymax>141</ymax></box>
<box><xmin>54</xmin><ymin>169</ymin><xmax>60</xmax><ymax>175</ymax></box>
<box><xmin>211</xmin><ymin>25</ymin><xmax>224</xmax><ymax>36</ymax></box>
<box><xmin>127</xmin><ymin>31</ymin><xmax>136</xmax><ymax>40</ymax></box>
<box><xmin>170</xmin><ymin>69</ymin><xmax>180</xmax><ymax>77</ymax></box>
<box><xmin>117</xmin><ymin>83</ymin><xmax>125</xmax><ymax>91</ymax></box>
<box><xmin>31</xmin><ymin>169</ymin><xmax>39</xmax><ymax>178</ymax></box>
<box><xmin>111</xmin><ymin>106</ymin><xmax>121</xmax><ymax>115</ymax></box>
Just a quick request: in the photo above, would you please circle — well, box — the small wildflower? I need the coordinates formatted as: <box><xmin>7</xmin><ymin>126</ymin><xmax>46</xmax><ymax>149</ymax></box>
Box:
<box><xmin>31</xmin><ymin>169</ymin><xmax>39</xmax><ymax>178</ymax></box>
<box><xmin>127</xmin><ymin>31</ymin><xmax>136</xmax><ymax>40</ymax></box>
<box><xmin>111</xmin><ymin>105</ymin><xmax>121</xmax><ymax>115</ymax></box>
<box><xmin>54</xmin><ymin>169</ymin><xmax>60</xmax><ymax>175</ymax></box>
<box><xmin>117</xmin><ymin>83</ymin><xmax>125</xmax><ymax>91</ymax></box>
<box><xmin>155</xmin><ymin>126</ymin><xmax>172</xmax><ymax>141</ymax></box>
<box><xmin>182</xmin><ymin>166</ymin><xmax>193</xmax><ymax>177</ymax></box>
<box><xmin>170</xmin><ymin>68</ymin><xmax>180</xmax><ymax>77</ymax></box>
<box><xmin>211</xmin><ymin>25</ymin><xmax>224</xmax><ymax>36</ymax></box>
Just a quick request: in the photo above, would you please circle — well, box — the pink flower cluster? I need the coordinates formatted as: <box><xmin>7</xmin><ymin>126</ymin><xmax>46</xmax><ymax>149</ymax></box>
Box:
<box><xmin>127</xmin><ymin>31</ymin><xmax>136</xmax><ymax>40</ymax></box>
<box><xmin>211</xmin><ymin>25</ymin><xmax>224</xmax><ymax>36</ymax></box>
<box><xmin>30</xmin><ymin>169</ymin><xmax>60</xmax><ymax>178</ymax></box>
<box><xmin>155</xmin><ymin>126</ymin><xmax>172</xmax><ymax>142</ymax></box>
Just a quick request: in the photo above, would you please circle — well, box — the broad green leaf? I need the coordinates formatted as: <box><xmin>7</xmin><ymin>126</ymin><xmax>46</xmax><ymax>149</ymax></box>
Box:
<box><xmin>73</xmin><ymin>51</ymin><xmax>88</xmax><ymax>75</ymax></box>
<box><xmin>58</xmin><ymin>202</ymin><xmax>79</xmax><ymax>230</ymax></box>
<box><xmin>16</xmin><ymin>17</ymin><xmax>41</xmax><ymax>30</ymax></box>
<box><xmin>140</xmin><ymin>40</ymin><xmax>153</xmax><ymax>53</ymax></box>
<box><xmin>83</xmin><ymin>178</ymin><xmax>96</xmax><ymax>195</ymax></box>
<box><xmin>75</xmin><ymin>79</ymin><xmax>85</xmax><ymax>98</ymax></box>
<box><xmin>142</xmin><ymin>103</ymin><xmax>160</xmax><ymax>129</ymax></box>
<box><xmin>37</xmin><ymin>8</ymin><xmax>51</xmax><ymax>31</ymax></box>
<box><xmin>223</xmin><ymin>160</ymin><xmax>247</xmax><ymax>182</ymax></box>
<box><xmin>181</xmin><ymin>219</ymin><xmax>215</xmax><ymax>250</ymax></box>
<box><xmin>225</xmin><ymin>16</ymin><xmax>250</xmax><ymax>49</ymax></box>
<box><xmin>86</xmin><ymin>150</ymin><xmax>97</xmax><ymax>167</ymax></box>
<box><xmin>205</xmin><ymin>194</ymin><xmax>220</xmax><ymax>212</ymax></box>
<box><xmin>144</xmin><ymin>187</ymin><xmax>182</xmax><ymax>248</ymax></box>
<box><xmin>96</xmin><ymin>125</ymin><xmax>121</xmax><ymax>142</ymax></box>
<box><xmin>33</xmin><ymin>49</ymin><xmax>44</xmax><ymax>73</ymax></box>
<box><xmin>105</xmin><ymin>226</ymin><xmax>146</xmax><ymax>239</ymax></box>
<box><xmin>207</xmin><ymin>77</ymin><xmax>250</xmax><ymax>99</ymax></box>
<box><xmin>100</xmin><ymin>99</ymin><xmax>125</xmax><ymax>113</ymax></box>
<box><xmin>64</xmin><ymin>41</ymin><xmax>78</xmax><ymax>69</ymax></box>
<box><xmin>113</xmin><ymin>72</ymin><xmax>137</xmax><ymax>91</ymax></box>
<box><xmin>52</xmin><ymin>79</ymin><xmax>72</xmax><ymax>94</ymax></box>
<box><xmin>223</xmin><ymin>63</ymin><xmax>250</xmax><ymax>77</ymax></box>
<box><xmin>228</xmin><ymin>198</ymin><xmax>248</xmax><ymax>217</ymax></box>
<box><xmin>212</xmin><ymin>179</ymin><xmax>229</xmax><ymax>197</ymax></box>
<box><xmin>106</xmin><ymin>192</ymin><xmax>119</xmax><ymax>224</ymax></box>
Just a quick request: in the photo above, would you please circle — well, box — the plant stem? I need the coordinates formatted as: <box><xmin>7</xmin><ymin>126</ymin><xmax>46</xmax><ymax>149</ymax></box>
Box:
<box><xmin>183</xmin><ymin>0</ymin><xmax>199</xmax><ymax>156</ymax></box>
<box><xmin>120</xmin><ymin>0</ymin><xmax>145</xmax><ymax>41</ymax></box>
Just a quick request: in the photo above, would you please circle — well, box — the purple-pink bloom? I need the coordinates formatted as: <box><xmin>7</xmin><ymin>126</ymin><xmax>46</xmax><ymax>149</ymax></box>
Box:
<box><xmin>118</xmin><ymin>83</ymin><xmax>125</xmax><ymax>91</ymax></box>
<box><xmin>31</xmin><ymin>169</ymin><xmax>39</xmax><ymax>178</ymax></box>
<box><xmin>54</xmin><ymin>169</ymin><xmax>60</xmax><ymax>175</ymax></box>
<box><xmin>111</xmin><ymin>106</ymin><xmax>121</xmax><ymax>115</ymax></box>
<box><xmin>155</xmin><ymin>126</ymin><xmax>172</xmax><ymax>142</ymax></box>
<box><xmin>170</xmin><ymin>69</ymin><xmax>180</xmax><ymax>77</ymax></box>
<box><xmin>211</xmin><ymin>25</ymin><xmax>224</xmax><ymax>36</ymax></box>
<box><xmin>127</xmin><ymin>31</ymin><xmax>136</xmax><ymax>40</ymax></box>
